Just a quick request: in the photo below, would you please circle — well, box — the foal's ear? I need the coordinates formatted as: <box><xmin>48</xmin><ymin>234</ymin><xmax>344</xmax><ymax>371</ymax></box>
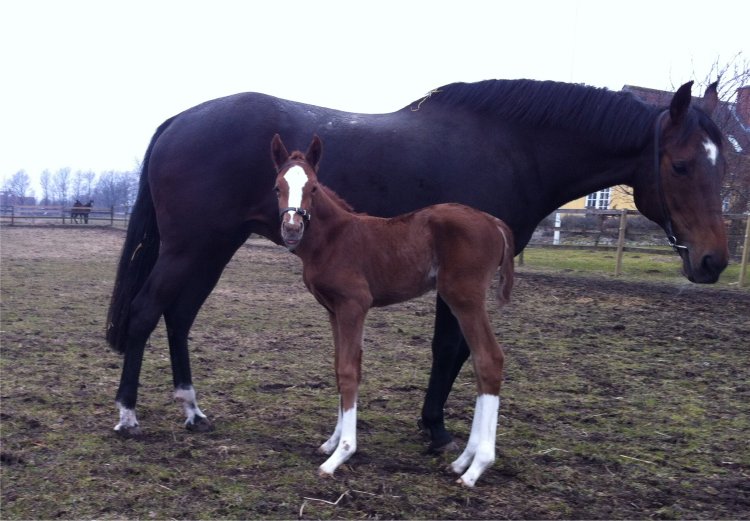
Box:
<box><xmin>669</xmin><ymin>81</ymin><xmax>693</xmax><ymax>125</ymax></box>
<box><xmin>702</xmin><ymin>81</ymin><xmax>719</xmax><ymax>116</ymax></box>
<box><xmin>306</xmin><ymin>135</ymin><xmax>323</xmax><ymax>171</ymax></box>
<box><xmin>271</xmin><ymin>134</ymin><xmax>290</xmax><ymax>172</ymax></box>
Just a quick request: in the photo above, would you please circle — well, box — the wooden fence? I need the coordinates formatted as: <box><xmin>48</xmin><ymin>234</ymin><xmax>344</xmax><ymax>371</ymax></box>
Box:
<box><xmin>0</xmin><ymin>205</ymin><xmax>131</xmax><ymax>228</ymax></box>
<box><xmin>2</xmin><ymin>205</ymin><xmax>748</xmax><ymax>286</ymax></box>
<box><xmin>520</xmin><ymin>209</ymin><xmax>749</xmax><ymax>286</ymax></box>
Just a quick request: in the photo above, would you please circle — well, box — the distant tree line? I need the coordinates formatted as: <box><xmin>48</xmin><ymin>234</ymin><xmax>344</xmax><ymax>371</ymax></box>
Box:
<box><xmin>2</xmin><ymin>166</ymin><xmax>140</xmax><ymax>208</ymax></box>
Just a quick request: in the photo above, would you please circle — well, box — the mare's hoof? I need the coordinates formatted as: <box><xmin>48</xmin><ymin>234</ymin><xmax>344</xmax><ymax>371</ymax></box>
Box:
<box><xmin>418</xmin><ymin>419</ymin><xmax>457</xmax><ymax>453</ymax></box>
<box><xmin>428</xmin><ymin>438</ymin><xmax>459</xmax><ymax>454</ymax></box>
<box><xmin>186</xmin><ymin>416</ymin><xmax>214</xmax><ymax>433</ymax></box>
<box><xmin>114</xmin><ymin>425</ymin><xmax>143</xmax><ymax>439</ymax></box>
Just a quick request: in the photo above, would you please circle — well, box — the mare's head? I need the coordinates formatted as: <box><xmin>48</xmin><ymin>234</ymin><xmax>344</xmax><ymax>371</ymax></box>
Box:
<box><xmin>634</xmin><ymin>81</ymin><xmax>728</xmax><ymax>283</ymax></box>
<box><xmin>270</xmin><ymin>134</ymin><xmax>323</xmax><ymax>250</ymax></box>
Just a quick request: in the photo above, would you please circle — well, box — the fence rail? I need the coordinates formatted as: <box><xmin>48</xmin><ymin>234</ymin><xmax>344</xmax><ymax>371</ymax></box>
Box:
<box><xmin>0</xmin><ymin>205</ymin><xmax>131</xmax><ymax>228</ymax></box>
<box><xmin>2</xmin><ymin>205</ymin><xmax>748</xmax><ymax>285</ymax></box>
<box><xmin>522</xmin><ymin>208</ymin><xmax>749</xmax><ymax>286</ymax></box>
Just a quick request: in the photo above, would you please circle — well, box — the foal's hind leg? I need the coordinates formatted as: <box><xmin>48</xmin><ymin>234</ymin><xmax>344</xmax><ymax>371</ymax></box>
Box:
<box><xmin>441</xmin><ymin>294</ymin><xmax>504</xmax><ymax>487</ymax></box>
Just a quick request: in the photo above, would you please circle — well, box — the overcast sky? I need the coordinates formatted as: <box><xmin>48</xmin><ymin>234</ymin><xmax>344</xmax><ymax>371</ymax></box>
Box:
<box><xmin>1</xmin><ymin>0</ymin><xmax>747</xmax><ymax>193</ymax></box>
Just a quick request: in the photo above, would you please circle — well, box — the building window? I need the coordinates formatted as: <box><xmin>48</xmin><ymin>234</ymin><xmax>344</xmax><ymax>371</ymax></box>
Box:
<box><xmin>586</xmin><ymin>188</ymin><xmax>611</xmax><ymax>209</ymax></box>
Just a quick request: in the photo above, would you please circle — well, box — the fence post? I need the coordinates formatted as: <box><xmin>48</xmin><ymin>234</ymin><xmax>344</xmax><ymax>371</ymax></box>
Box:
<box><xmin>10</xmin><ymin>206</ymin><xmax>15</xmax><ymax>226</ymax></box>
<box><xmin>517</xmin><ymin>250</ymin><xmax>524</xmax><ymax>266</ymax></box>
<box><xmin>614</xmin><ymin>209</ymin><xmax>627</xmax><ymax>276</ymax></box>
<box><xmin>62</xmin><ymin>206</ymin><xmax>66</xmax><ymax>225</ymax></box>
<box><xmin>739</xmin><ymin>214</ymin><xmax>750</xmax><ymax>288</ymax></box>
<box><xmin>110</xmin><ymin>205</ymin><xmax>114</xmax><ymax>226</ymax></box>
<box><xmin>553</xmin><ymin>212</ymin><xmax>561</xmax><ymax>245</ymax></box>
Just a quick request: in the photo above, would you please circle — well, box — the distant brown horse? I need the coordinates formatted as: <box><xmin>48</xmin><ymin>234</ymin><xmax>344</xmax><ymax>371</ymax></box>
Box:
<box><xmin>271</xmin><ymin>134</ymin><xmax>514</xmax><ymax>487</ymax></box>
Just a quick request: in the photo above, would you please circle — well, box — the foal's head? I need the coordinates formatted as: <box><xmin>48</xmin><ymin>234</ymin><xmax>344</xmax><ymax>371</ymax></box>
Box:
<box><xmin>270</xmin><ymin>134</ymin><xmax>323</xmax><ymax>250</ymax></box>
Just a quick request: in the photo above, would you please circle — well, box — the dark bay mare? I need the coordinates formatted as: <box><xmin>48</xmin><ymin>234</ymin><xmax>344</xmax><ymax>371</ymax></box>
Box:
<box><xmin>106</xmin><ymin>79</ymin><xmax>728</xmax><ymax>449</ymax></box>
<box><xmin>271</xmin><ymin>134</ymin><xmax>514</xmax><ymax>486</ymax></box>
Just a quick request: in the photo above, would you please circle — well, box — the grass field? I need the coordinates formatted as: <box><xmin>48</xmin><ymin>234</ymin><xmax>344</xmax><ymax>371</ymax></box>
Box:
<box><xmin>1</xmin><ymin>226</ymin><xmax>749</xmax><ymax>519</ymax></box>
<box><xmin>520</xmin><ymin>246</ymin><xmax>747</xmax><ymax>288</ymax></box>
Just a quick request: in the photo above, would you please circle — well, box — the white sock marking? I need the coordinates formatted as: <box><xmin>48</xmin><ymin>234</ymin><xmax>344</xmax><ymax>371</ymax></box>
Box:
<box><xmin>114</xmin><ymin>402</ymin><xmax>139</xmax><ymax>431</ymax></box>
<box><xmin>319</xmin><ymin>399</ymin><xmax>357</xmax><ymax>476</ymax></box>
<box><xmin>451</xmin><ymin>394</ymin><xmax>499</xmax><ymax>487</ymax></box>
<box><xmin>174</xmin><ymin>386</ymin><xmax>207</xmax><ymax>425</ymax></box>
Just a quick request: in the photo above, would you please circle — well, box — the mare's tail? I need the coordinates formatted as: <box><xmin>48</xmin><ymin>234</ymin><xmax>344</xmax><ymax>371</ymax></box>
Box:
<box><xmin>106</xmin><ymin>118</ymin><xmax>173</xmax><ymax>353</ymax></box>
<box><xmin>495</xmin><ymin>220</ymin><xmax>515</xmax><ymax>307</ymax></box>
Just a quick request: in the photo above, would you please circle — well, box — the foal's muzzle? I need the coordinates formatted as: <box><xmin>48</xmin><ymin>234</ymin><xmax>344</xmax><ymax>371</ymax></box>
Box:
<box><xmin>280</xmin><ymin>207</ymin><xmax>310</xmax><ymax>250</ymax></box>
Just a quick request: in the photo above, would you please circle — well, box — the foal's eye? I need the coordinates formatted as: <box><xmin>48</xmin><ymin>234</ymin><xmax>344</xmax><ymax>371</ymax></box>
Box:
<box><xmin>273</xmin><ymin>186</ymin><xmax>280</xmax><ymax>196</ymax></box>
<box><xmin>671</xmin><ymin>162</ymin><xmax>689</xmax><ymax>175</ymax></box>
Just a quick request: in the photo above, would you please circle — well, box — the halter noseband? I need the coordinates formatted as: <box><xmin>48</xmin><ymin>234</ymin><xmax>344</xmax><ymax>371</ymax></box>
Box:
<box><xmin>279</xmin><ymin>207</ymin><xmax>311</xmax><ymax>222</ymax></box>
<box><xmin>653</xmin><ymin>110</ymin><xmax>688</xmax><ymax>253</ymax></box>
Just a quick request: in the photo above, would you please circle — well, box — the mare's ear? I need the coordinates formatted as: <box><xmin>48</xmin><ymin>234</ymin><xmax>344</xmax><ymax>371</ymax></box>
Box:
<box><xmin>669</xmin><ymin>81</ymin><xmax>693</xmax><ymax>124</ymax></box>
<box><xmin>306</xmin><ymin>135</ymin><xmax>323</xmax><ymax>171</ymax></box>
<box><xmin>271</xmin><ymin>134</ymin><xmax>290</xmax><ymax>172</ymax></box>
<box><xmin>702</xmin><ymin>81</ymin><xmax>719</xmax><ymax>116</ymax></box>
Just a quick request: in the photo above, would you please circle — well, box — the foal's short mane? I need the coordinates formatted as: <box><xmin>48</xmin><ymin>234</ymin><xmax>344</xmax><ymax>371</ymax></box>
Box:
<box><xmin>320</xmin><ymin>185</ymin><xmax>356</xmax><ymax>213</ymax></box>
<box><xmin>284</xmin><ymin>151</ymin><xmax>356</xmax><ymax>213</ymax></box>
<box><xmin>420</xmin><ymin>79</ymin><xmax>665</xmax><ymax>152</ymax></box>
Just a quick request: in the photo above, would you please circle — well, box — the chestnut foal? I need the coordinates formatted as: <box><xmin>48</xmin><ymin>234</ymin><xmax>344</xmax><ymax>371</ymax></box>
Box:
<box><xmin>271</xmin><ymin>134</ymin><xmax>514</xmax><ymax>487</ymax></box>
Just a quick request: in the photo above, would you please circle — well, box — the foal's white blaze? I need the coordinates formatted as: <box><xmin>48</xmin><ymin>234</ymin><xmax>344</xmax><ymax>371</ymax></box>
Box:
<box><xmin>174</xmin><ymin>386</ymin><xmax>208</xmax><ymax>426</ymax></box>
<box><xmin>451</xmin><ymin>394</ymin><xmax>499</xmax><ymax>487</ymax></box>
<box><xmin>319</xmin><ymin>400</ymin><xmax>358</xmax><ymax>476</ymax></box>
<box><xmin>283</xmin><ymin>165</ymin><xmax>309</xmax><ymax>225</ymax></box>
<box><xmin>704</xmin><ymin>139</ymin><xmax>718</xmax><ymax>166</ymax></box>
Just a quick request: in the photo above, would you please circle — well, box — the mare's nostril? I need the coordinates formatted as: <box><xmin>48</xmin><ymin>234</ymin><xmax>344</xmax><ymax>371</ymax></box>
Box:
<box><xmin>701</xmin><ymin>254</ymin><xmax>728</xmax><ymax>276</ymax></box>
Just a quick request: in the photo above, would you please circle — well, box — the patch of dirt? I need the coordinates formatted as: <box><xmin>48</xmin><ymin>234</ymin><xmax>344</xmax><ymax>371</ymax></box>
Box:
<box><xmin>1</xmin><ymin>226</ymin><xmax>749</xmax><ymax>519</ymax></box>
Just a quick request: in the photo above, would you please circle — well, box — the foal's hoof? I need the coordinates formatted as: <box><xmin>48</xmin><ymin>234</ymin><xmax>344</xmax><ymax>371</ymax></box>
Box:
<box><xmin>114</xmin><ymin>425</ymin><xmax>143</xmax><ymax>439</ymax></box>
<box><xmin>318</xmin><ymin>468</ymin><xmax>334</xmax><ymax>479</ymax></box>
<box><xmin>185</xmin><ymin>416</ymin><xmax>214</xmax><ymax>433</ymax></box>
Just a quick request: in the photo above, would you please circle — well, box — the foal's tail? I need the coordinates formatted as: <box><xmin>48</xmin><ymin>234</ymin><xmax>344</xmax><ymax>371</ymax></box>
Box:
<box><xmin>105</xmin><ymin>118</ymin><xmax>173</xmax><ymax>354</ymax></box>
<box><xmin>495</xmin><ymin>220</ymin><xmax>515</xmax><ymax>307</ymax></box>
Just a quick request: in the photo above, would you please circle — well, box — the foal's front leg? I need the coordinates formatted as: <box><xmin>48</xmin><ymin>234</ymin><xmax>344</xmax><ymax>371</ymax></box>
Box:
<box><xmin>319</xmin><ymin>307</ymin><xmax>366</xmax><ymax>477</ymax></box>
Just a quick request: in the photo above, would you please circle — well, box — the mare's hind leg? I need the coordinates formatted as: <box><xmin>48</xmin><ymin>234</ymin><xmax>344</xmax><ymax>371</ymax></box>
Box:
<box><xmin>420</xmin><ymin>296</ymin><xmax>470</xmax><ymax>451</ymax></box>
<box><xmin>164</xmin><ymin>227</ymin><xmax>254</xmax><ymax>431</ymax></box>
<box><xmin>163</xmin><ymin>240</ymin><xmax>246</xmax><ymax>432</ymax></box>
<box><xmin>114</xmin><ymin>257</ymin><xmax>181</xmax><ymax>436</ymax></box>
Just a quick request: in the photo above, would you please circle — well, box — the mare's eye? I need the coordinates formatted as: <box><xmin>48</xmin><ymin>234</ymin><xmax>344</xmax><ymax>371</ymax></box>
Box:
<box><xmin>311</xmin><ymin>185</ymin><xmax>318</xmax><ymax>193</ymax></box>
<box><xmin>671</xmin><ymin>162</ymin><xmax>688</xmax><ymax>175</ymax></box>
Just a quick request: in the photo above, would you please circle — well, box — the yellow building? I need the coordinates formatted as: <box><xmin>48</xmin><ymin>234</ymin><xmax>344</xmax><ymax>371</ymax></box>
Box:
<box><xmin>560</xmin><ymin>186</ymin><xmax>636</xmax><ymax>210</ymax></box>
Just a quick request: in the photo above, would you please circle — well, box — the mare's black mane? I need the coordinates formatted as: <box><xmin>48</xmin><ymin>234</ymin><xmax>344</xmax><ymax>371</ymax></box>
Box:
<box><xmin>422</xmin><ymin>79</ymin><xmax>660</xmax><ymax>152</ymax></box>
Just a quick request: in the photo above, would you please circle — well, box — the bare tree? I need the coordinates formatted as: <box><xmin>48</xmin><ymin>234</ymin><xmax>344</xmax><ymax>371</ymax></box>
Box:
<box><xmin>3</xmin><ymin>170</ymin><xmax>32</xmax><ymax>199</ymax></box>
<box><xmin>39</xmin><ymin>169</ymin><xmax>52</xmax><ymax>205</ymax></box>
<box><xmin>53</xmin><ymin>167</ymin><xmax>71</xmax><ymax>205</ymax></box>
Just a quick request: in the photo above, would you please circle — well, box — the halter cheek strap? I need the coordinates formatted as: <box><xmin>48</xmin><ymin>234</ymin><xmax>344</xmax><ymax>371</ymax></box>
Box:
<box><xmin>653</xmin><ymin>110</ymin><xmax>688</xmax><ymax>253</ymax></box>
<box><xmin>279</xmin><ymin>207</ymin><xmax>311</xmax><ymax>222</ymax></box>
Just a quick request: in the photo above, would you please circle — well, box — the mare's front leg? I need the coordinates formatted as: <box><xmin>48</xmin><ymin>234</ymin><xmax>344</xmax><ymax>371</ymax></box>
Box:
<box><xmin>319</xmin><ymin>304</ymin><xmax>367</xmax><ymax>477</ymax></box>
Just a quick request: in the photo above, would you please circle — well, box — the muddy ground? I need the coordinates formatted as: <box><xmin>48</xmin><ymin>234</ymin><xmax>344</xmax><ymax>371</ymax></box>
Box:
<box><xmin>1</xmin><ymin>226</ymin><xmax>748</xmax><ymax>519</ymax></box>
